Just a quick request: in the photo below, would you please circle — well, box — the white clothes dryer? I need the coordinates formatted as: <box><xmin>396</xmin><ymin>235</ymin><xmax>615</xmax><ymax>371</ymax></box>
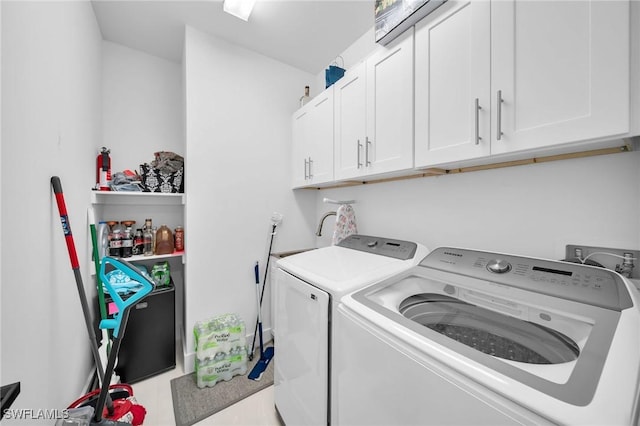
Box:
<box><xmin>335</xmin><ymin>247</ymin><xmax>640</xmax><ymax>425</ymax></box>
<box><xmin>273</xmin><ymin>235</ymin><xmax>428</xmax><ymax>426</ymax></box>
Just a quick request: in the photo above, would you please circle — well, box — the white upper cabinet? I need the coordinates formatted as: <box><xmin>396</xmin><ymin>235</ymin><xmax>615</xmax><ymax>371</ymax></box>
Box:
<box><xmin>292</xmin><ymin>107</ymin><xmax>310</xmax><ymax>188</ymax></box>
<box><xmin>334</xmin><ymin>62</ymin><xmax>367</xmax><ymax>180</ymax></box>
<box><xmin>365</xmin><ymin>29</ymin><xmax>415</xmax><ymax>175</ymax></box>
<box><xmin>491</xmin><ymin>0</ymin><xmax>629</xmax><ymax>154</ymax></box>
<box><xmin>416</xmin><ymin>0</ymin><xmax>630</xmax><ymax>168</ymax></box>
<box><xmin>334</xmin><ymin>29</ymin><xmax>415</xmax><ymax>181</ymax></box>
<box><xmin>292</xmin><ymin>89</ymin><xmax>334</xmax><ymax>188</ymax></box>
<box><xmin>415</xmin><ymin>0</ymin><xmax>491</xmax><ymax>167</ymax></box>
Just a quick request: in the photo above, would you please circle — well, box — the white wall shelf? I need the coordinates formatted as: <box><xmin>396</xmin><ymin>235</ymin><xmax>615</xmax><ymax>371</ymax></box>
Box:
<box><xmin>91</xmin><ymin>252</ymin><xmax>185</xmax><ymax>277</ymax></box>
<box><xmin>124</xmin><ymin>251</ymin><xmax>184</xmax><ymax>263</ymax></box>
<box><xmin>91</xmin><ymin>191</ymin><xmax>185</xmax><ymax>206</ymax></box>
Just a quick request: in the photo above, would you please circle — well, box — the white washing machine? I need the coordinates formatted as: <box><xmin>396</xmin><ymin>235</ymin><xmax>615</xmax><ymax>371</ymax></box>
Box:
<box><xmin>273</xmin><ymin>234</ymin><xmax>429</xmax><ymax>426</ymax></box>
<box><xmin>335</xmin><ymin>247</ymin><xmax>640</xmax><ymax>425</ymax></box>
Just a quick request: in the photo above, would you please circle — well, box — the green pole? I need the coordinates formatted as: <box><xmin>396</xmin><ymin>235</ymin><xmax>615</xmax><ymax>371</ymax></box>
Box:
<box><xmin>90</xmin><ymin>223</ymin><xmax>110</xmax><ymax>353</ymax></box>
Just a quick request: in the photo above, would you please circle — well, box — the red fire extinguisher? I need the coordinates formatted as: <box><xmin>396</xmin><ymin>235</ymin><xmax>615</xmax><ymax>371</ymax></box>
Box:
<box><xmin>96</xmin><ymin>147</ymin><xmax>112</xmax><ymax>191</ymax></box>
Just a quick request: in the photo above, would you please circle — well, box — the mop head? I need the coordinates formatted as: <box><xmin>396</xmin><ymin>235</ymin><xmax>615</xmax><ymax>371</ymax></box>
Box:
<box><xmin>248</xmin><ymin>347</ymin><xmax>274</xmax><ymax>381</ymax></box>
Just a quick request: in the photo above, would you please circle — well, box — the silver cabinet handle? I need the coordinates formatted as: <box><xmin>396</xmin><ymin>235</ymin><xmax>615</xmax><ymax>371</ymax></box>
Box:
<box><xmin>365</xmin><ymin>137</ymin><xmax>372</xmax><ymax>166</ymax></box>
<box><xmin>308</xmin><ymin>157</ymin><xmax>313</xmax><ymax>179</ymax></box>
<box><xmin>357</xmin><ymin>140</ymin><xmax>363</xmax><ymax>169</ymax></box>
<box><xmin>304</xmin><ymin>158</ymin><xmax>308</xmax><ymax>180</ymax></box>
<box><xmin>475</xmin><ymin>98</ymin><xmax>482</xmax><ymax>145</ymax></box>
<box><xmin>496</xmin><ymin>90</ymin><xmax>504</xmax><ymax>141</ymax></box>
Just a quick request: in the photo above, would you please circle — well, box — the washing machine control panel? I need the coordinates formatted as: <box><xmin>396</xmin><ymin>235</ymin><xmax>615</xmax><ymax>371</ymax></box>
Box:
<box><xmin>420</xmin><ymin>247</ymin><xmax>633</xmax><ymax>311</ymax></box>
<box><xmin>338</xmin><ymin>234</ymin><xmax>417</xmax><ymax>260</ymax></box>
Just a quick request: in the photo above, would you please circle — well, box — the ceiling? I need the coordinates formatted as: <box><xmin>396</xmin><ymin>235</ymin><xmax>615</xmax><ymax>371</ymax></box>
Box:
<box><xmin>91</xmin><ymin>0</ymin><xmax>375</xmax><ymax>75</ymax></box>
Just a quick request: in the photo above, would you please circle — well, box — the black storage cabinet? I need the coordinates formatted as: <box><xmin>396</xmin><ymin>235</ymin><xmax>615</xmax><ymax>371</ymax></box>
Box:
<box><xmin>105</xmin><ymin>282</ymin><xmax>176</xmax><ymax>383</ymax></box>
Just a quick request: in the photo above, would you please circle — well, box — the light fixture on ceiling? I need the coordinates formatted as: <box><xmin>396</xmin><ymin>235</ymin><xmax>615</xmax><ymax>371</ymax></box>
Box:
<box><xmin>223</xmin><ymin>0</ymin><xmax>257</xmax><ymax>21</ymax></box>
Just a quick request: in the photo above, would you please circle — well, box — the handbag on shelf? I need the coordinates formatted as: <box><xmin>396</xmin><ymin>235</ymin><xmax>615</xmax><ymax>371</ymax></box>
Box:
<box><xmin>140</xmin><ymin>151</ymin><xmax>184</xmax><ymax>193</ymax></box>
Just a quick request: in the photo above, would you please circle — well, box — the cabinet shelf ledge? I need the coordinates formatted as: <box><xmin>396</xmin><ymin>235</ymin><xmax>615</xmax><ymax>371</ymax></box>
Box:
<box><xmin>91</xmin><ymin>191</ymin><xmax>185</xmax><ymax>206</ymax></box>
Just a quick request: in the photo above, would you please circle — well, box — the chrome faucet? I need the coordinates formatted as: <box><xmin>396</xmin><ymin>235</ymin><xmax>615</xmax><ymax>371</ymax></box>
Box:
<box><xmin>316</xmin><ymin>211</ymin><xmax>337</xmax><ymax>236</ymax></box>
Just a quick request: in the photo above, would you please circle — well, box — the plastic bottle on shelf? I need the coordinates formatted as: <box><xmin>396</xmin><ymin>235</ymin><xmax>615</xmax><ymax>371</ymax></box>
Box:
<box><xmin>97</xmin><ymin>221</ymin><xmax>110</xmax><ymax>260</ymax></box>
<box><xmin>151</xmin><ymin>226</ymin><xmax>158</xmax><ymax>254</ymax></box>
<box><xmin>121</xmin><ymin>228</ymin><xmax>133</xmax><ymax>258</ymax></box>
<box><xmin>174</xmin><ymin>226</ymin><xmax>184</xmax><ymax>251</ymax></box>
<box><xmin>155</xmin><ymin>225</ymin><xmax>174</xmax><ymax>255</ymax></box>
<box><xmin>143</xmin><ymin>229</ymin><xmax>153</xmax><ymax>256</ymax></box>
<box><xmin>133</xmin><ymin>229</ymin><xmax>144</xmax><ymax>256</ymax></box>
<box><xmin>300</xmin><ymin>85</ymin><xmax>310</xmax><ymax>107</ymax></box>
<box><xmin>143</xmin><ymin>219</ymin><xmax>154</xmax><ymax>256</ymax></box>
<box><xmin>109</xmin><ymin>227</ymin><xmax>123</xmax><ymax>257</ymax></box>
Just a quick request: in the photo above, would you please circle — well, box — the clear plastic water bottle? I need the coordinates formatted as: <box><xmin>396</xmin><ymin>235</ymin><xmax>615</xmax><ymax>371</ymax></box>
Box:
<box><xmin>98</xmin><ymin>221</ymin><xmax>110</xmax><ymax>260</ymax></box>
<box><xmin>143</xmin><ymin>228</ymin><xmax>153</xmax><ymax>256</ymax></box>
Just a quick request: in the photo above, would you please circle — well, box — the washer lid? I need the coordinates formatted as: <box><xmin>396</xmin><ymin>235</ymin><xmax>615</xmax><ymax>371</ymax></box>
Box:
<box><xmin>277</xmin><ymin>245</ymin><xmax>414</xmax><ymax>295</ymax></box>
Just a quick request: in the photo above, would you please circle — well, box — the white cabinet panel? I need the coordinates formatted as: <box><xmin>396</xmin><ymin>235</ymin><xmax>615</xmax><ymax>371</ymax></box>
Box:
<box><xmin>366</xmin><ymin>29</ymin><xmax>415</xmax><ymax>175</ymax></box>
<box><xmin>491</xmin><ymin>0</ymin><xmax>630</xmax><ymax>154</ymax></box>
<box><xmin>291</xmin><ymin>108</ymin><xmax>309</xmax><ymax>188</ymax></box>
<box><xmin>334</xmin><ymin>62</ymin><xmax>367</xmax><ymax>180</ymax></box>
<box><xmin>415</xmin><ymin>0</ymin><xmax>491</xmax><ymax>167</ymax></box>
<box><xmin>334</xmin><ymin>30</ymin><xmax>414</xmax><ymax>181</ymax></box>
<box><xmin>416</xmin><ymin>0</ymin><xmax>631</xmax><ymax>168</ymax></box>
<box><xmin>307</xmin><ymin>91</ymin><xmax>334</xmax><ymax>184</ymax></box>
<box><xmin>291</xmin><ymin>89</ymin><xmax>334</xmax><ymax>188</ymax></box>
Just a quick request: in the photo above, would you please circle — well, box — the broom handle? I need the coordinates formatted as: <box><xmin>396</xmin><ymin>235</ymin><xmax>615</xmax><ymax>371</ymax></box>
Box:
<box><xmin>249</xmin><ymin>224</ymin><xmax>276</xmax><ymax>358</ymax></box>
<box><xmin>254</xmin><ymin>262</ymin><xmax>264</xmax><ymax>357</ymax></box>
<box><xmin>50</xmin><ymin>177</ymin><xmax>113</xmax><ymax>415</ymax></box>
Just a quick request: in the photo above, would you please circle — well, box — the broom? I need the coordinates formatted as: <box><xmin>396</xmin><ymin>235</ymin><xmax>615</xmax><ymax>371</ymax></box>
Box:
<box><xmin>248</xmin><ymin>262</ymin><xmax>274</xmax><ymax>381</ymax></box>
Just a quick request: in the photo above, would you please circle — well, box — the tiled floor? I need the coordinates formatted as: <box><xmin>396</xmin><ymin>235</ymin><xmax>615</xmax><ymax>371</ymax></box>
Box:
<box><xmin>132</xmin><ymin>356</ymin><xmax>280</xmax><ymax>426</ymax></box>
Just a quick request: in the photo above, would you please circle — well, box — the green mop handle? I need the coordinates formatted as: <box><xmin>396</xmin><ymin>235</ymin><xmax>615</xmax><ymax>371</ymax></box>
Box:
<box><xmin>90</xmin><ymin>225</ymin><xmax>108</xmax><ymax>321</ymax></box>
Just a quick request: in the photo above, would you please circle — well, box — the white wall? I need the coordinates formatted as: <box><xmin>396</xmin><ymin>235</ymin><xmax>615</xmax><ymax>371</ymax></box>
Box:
<box><xmin>1</xmin><ymin>0</ymin><xmax>102</xmax><ymax>419</ymax></box>
<box><xmin>183</xmin><ymin>26</ymin><xmax>316</xmax><ymax>370</ymax></box>
<box><xmin>316</xmin><ymin>151</ymin><xmax>640</xmax><ymax>260</ymax></box>
<box><xmin>102</xmin><ymin>41</ymin><xmax>183</xmax><ymax>175</ymax></box>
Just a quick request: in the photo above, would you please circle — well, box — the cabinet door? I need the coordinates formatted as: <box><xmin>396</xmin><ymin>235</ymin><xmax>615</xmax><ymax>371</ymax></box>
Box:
<box><xmin>307</xmin><ymin>89</ymin><xmax>334</xmax><ymax>185</ymax></box>
<box><xmin>491</xmin><ymin>0</ymin><xmax>629</xmax><ymax>154</ymax></box>
<box><xmin>334</xmin><ymin>62</ymin><xmax>367</xmax><ymax>180</ymax></box>
<box><xmin>415</xmin><ymin>0</ymin><xmax>491</xmax><ymax>167</ymax></box>
<box><xmin>291</xmin><ymin>107</ymin><xmax>310</xmax><ymax>188</ymax></box>
<box><xmin>366</xmin><ymin>29</ymin><xmax>415</xmax><ymax>175</ymax></box>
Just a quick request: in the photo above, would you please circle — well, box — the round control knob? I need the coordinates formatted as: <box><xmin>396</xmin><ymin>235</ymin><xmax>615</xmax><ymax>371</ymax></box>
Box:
<box><xmin>367</xmin><ymin>240</ymin><xmax>378</xmax><ymax>248</ymax></box>
<box><xmin>486</xmin><ymin>259</ymin><xmax>512</xmax><ymax>274</ymax></box>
